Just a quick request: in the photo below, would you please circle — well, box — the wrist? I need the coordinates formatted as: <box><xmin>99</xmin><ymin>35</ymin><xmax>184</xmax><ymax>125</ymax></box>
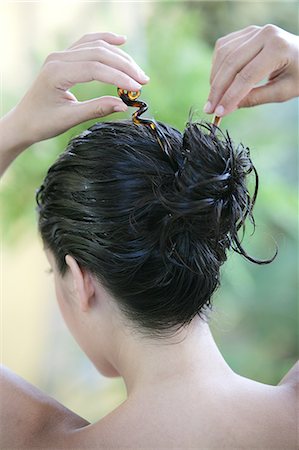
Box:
<box><xmin>2</xmin><ymin>105</ymin><xmax>35</xmax><ymax>149</ymax></box>
<box><xmin>0</xmin><ymin>107</ymin><xmax>35</xmax><ymax>175</ymax></box>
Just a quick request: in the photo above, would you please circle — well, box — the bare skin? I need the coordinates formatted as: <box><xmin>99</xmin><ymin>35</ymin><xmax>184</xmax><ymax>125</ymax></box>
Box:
<box><xmin>0</xmin><ymin>30</ymin><xmax>298</xmax><ymax>449</ymax></box>
<box><xmin>204</xmin><ymin>24</ymin><xmax>299</xmax><ymax>117</ymax></box>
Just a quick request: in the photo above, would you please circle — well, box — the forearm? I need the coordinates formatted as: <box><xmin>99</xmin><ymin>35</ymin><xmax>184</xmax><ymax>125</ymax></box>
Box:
<box><xmin>0</xmin><ymin>108</ymin><xmax>34</xmax><ymax>177</ymax></box>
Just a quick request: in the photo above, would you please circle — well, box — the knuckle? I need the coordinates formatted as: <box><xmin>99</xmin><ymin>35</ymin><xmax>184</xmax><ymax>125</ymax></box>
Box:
<box><xmin>92</xmin><ymin>46</ymin><xmax>107</xmax><ymax>59</ymax></box>
<box><xmin>41</xmin><ymin>60</ymin><xmax>63</xmax><ymax>82</ymax></box>
<box><xmin>215</xmin><ymin>44</ymin><xmax>226</xmax><ymax>56</ymax></box>
<box><xmin>262</xmin><ymin>24</ymin><xmax>278</xmax><ymax>36</ymax></box>
<box><xmin>215</xmin><ymin>43</ymin><xmax>231</xmax><ymax>62</ymax></box>
<box><xmin>236</xmin><ymin>68</ymin><xmax>253</xmax><ymax>85</ymax></box>
<box><xmin>86</xmin><ymin>61</ymin><xmax>101</xmax><ymax>79</ymax></box>
<box><xmin>222</xmin><ymin>89</ymin><xmax>236</xmax><ymax>106</ymax></box>
<box><xmin>246</xmin><ymin>25</ymin><xmax>260</xmax><ymax>32</ymax></box>
<box><xmin>44</xmin><ymin>51</ymin><xmax>59</xmax><ymax>64</ymax></box>
<box><xmin>270</xmin><ymin>34</ymin><xmax>288</xmax><ymax>52</ymax></box>
<box><xmin>121</xmin><ymin>50</ymin><xmax>134</xmax><ymax>62</ymax></box>
<box><xmin>89</xmin><ymin>60</ymin><xmax>101</xmax><ymax>71</ymax></box>
<box><xmin>116</xmin><ymin>55</ymin><xmax>132</xmax><ymax>73</ymax></box>
<box><xmin>208</xmin><ymin>83</ymin><xmax>221</xmax><ymax>102</ymax></box>
<box><xmin>43</xmin><ymin>60</ymin><xmax>61</xmax><ymax>74</ymax></box>
<box><xmin>276</xmin><ymin>82</ymin><xmax>293</xmax><ymax>102</ymax></box>
<box><xmin>95</xmin><ymin>39</ymin><xmax>106</xmax><ymax>47</ymax></box>
<box><xmin>127</xmin><ymin>58</ymin><xmax>138</xmax><ymax>72</ymax></box>
<box><xmin>209</xmin><ymin>83</ymin><xmax>218</xmax><ymax>97</ymax></box>
<box><xmin>244</xmin><ymin>94</ymin><xmax>260</xmax><ymax>108</ymax></box>
<box><xmin>223</xmin><ymin>54</ymin><xmax>236</xmax><ymax>69</ymax></box>
<box><xmin>94</xmin><ymin>104</ymin><xmax>105</xmax><ymax>118</ymax></box>
<box><xmin>215</xmin><ymin>37</ymin><xmax>225</xmax><ymax>49</ymax></box>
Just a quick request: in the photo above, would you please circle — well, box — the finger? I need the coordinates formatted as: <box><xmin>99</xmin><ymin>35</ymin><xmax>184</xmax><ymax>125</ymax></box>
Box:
<box><xmin>70</xmin><ymin>39</ymin><xmax>134</xmax><ymax>63</ymax></box>
<box><xmin>207</xmin><ymin>34</ymin><xmax>264</xmax><ymax>112</ymax></box>
<box><xmin>46</xmin><ymin>60</ymin><xmax>143</xmax><ymax>92</ymax></box>
<box><xmin>214</xmin><ymin>25</ymin><xmax>261</xmax><ymax>50</ymax></box>
<box><xmin>67</xmin><ymin>32</ymin><xmax>126</xmax><ymax>49</ymax></box>
<box><xmin>210</xmin><ymin>28</ymin><xmax>260</xmax><ymax>85</ymax></box>
<box><xmin>73</xmin><ymin>96</ymin><xmax>128</xmax><ymax>123</ymax></box>
<box><xmin>238</xmin><ymin>76</ymin><xmax>294</xmax><ymax>108</ymax></box>
<box><xmin>212</xmin><ymin>49</ymin><xmax>276</xmax><ymax>116</ymax></box>
<box><xmin>46</xmin><ymin>47</ymin><xmax>149</xmax><ymax>85</ymax></box>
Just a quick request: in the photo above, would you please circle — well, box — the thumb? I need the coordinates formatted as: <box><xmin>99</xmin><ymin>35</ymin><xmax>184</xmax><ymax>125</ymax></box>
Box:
<box><xmin>238</xmin><ymin>78</ymin><xmax>289</xmax><ymax>109</ymax></box>
<box><xmin>73</xmin><ymin>96</ymin><xmax>128</xmax><ymax>123</ymax></box>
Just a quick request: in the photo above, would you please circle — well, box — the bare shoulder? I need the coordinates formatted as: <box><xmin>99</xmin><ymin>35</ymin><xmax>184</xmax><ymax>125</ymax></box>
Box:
<box><xmin>1</xmin><ymin>363</ymin><xmax>298</xmax><ymax>450</ymax></box>
<box><xmin>278</xmin><ymin>360</ymin><xmax>299</xmax><ymax>390</ymax></box>
<box><xmin>271</xmin><ymin>363</ymin><xmax>298</xmax><ymax>449</ymax></box>
<box><xmin>231</xmin><ymin>365</ymin><xmax>298</xmax><ymax>449</ymax></box>
<box><xmin>66</xmin><ymin>371</ymin><xmax>299</xmax><ymax>450</ymax></box>
<box><xmin>0</xmin><ymin>365</ymin><xmax>90</xmax><ymax>449</ymax></box>
<box><xmin>276</xmin><ymin>361</ymin><xmax>299</xmax><ymax>438</ymax></box>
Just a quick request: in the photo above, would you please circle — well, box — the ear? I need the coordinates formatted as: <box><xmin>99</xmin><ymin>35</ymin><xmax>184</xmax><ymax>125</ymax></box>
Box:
<box><xmin>65</xmin><ymin>255</ymin><xmax>95</xmax><ymax>312</ymax></box>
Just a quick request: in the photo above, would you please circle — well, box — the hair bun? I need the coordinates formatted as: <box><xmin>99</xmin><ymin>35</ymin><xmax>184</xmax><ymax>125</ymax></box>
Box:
<box><xmin>154</xmin><ymin>121</ymin><xmax>276</xmax><ymax>265</ymax></box>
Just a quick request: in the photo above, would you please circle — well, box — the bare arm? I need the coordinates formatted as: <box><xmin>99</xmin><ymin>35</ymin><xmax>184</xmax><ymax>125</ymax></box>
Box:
<box><xmin>0</xmin><ymin>365</ymin><xmax>89</xmax><ymax>449</ymax></box>
<box><xmin>278</xmin><ymin>361</ymin><xmax>299</xmax><ymax>391</ymax></box>
<box><xmin>0</xmin><ymin>109</ymin><xmax>34</xmax><ymax>176</ymax></box>
<box><xmin>0</xmin><ymin>31</ymin><xmax>149</xmax><ymax>177</ymax></box>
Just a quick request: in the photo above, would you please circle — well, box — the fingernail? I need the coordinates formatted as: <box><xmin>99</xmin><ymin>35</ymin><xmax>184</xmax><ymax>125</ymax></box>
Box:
<box><xmin>203</xmin><ymin>101</ymin><xmax>212</xmax><ymax>113</ymax></box>
<box><xmin>113</xmin><ymin>105</ymin><xmax>127</xmax><ymax>112</ymax></box>
<box><xmin>131</xmin><ymin>82</ymin><xmax>142</xmax><ymax>90</ymax></box>
<box><xmin>214</xmin><ymin>105</ymin><xmax>224</xmax><ymax>117</ymax></box>
<box><xmin>137</xmin><ymin>69</ymin><xmax>150</xmax><ymax>82</ymax></box>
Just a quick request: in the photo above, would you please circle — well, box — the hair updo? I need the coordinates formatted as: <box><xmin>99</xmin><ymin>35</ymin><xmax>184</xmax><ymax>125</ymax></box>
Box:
<box><xmin>36</xmin><ymin>120</ymin><xmax>276</xmax><ymax>338</ymax></box>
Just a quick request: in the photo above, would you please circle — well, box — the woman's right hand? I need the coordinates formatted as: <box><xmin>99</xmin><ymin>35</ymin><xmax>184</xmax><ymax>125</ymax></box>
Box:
<box><xmin>12</xmin><ymin>32</ymin><xmax>150</xmax><ymax>146</ymax></box>
<box><xmin>0</xmin><ymin>32</ymin><xmax>150</xmax><ymax>176</ymax></box>
<box><xmin>204</xmin><ymin>24</ymin><xmax>299</xmax><ymax>117</ymax></box>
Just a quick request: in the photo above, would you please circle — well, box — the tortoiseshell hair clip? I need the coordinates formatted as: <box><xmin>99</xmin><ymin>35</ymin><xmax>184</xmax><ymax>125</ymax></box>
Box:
<box><xmin>117</xmin><ymin>87</ymin><xmax>222</xmax><ymax>156</ymax></box>
<box><xmin>212</xmin><ymin>115</ymin><xmax>222</xmax><ymax>128</ymax></box>
<box><xmin>117</xmin><ymin>88</ymin><xmax>174</xmax><ymax>165</ymax></box>
<box><xmin>210</xmin><ymin>115</ymin><xmax>222</xmax><ymax>136</ymax></box>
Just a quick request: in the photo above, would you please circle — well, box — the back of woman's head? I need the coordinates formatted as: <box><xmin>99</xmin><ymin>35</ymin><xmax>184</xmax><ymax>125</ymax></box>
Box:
<box><xmin>36</xmin><ymin>120</ymin><xmax>275</xmax><ymax>338</ymax></box>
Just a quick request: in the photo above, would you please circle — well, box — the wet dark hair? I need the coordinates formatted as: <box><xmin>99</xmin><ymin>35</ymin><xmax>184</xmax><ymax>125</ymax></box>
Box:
<box><xmin>36</xmin><ymin>120</ymin><xmax>276</xmax><ymax>338</ymax></box>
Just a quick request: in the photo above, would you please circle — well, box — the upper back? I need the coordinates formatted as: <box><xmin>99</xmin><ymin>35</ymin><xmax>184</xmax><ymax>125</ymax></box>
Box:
<box><xmin>2</xmin><ymin>363</ymin><xmax>297</xmax><ymax>449</ymax></box>
<box><xmin>68</xmin><ymin>367</ymin><xmax>298</xmax><ymax>449</ymax></box>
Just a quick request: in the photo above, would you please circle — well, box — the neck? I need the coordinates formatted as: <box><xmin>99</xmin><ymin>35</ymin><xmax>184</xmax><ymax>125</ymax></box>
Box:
<box><xmin>112</xmin><ymin>316</ymin><xmax>235</xmax><ymax>397</ymax></box>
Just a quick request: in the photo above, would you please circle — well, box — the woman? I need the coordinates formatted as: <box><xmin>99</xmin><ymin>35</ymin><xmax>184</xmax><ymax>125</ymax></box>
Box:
<box><xmin>1</xmin><ymin>27</ymin><xmax>298</xmax><ymax>449</ymax></box>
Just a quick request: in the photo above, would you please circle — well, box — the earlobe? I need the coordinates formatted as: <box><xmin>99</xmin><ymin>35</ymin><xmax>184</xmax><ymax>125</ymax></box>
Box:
<box><xmin>65</xmin><ymin>255</ymin><xmax>95</xmax><ymax>312</ymax></box>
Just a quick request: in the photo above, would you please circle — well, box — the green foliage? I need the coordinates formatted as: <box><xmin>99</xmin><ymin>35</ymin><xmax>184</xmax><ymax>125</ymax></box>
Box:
<box><xmin>184</xmin><ymin>1</ymin><xmax>299</xmax><ymax>46</ymax></box>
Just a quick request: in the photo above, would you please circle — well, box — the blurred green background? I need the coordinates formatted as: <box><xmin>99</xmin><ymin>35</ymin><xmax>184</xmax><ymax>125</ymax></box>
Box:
<box><xmin>1</xmin><ymin>1</ymin><xmax>298</xmax><ymax>422</ymax></box>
